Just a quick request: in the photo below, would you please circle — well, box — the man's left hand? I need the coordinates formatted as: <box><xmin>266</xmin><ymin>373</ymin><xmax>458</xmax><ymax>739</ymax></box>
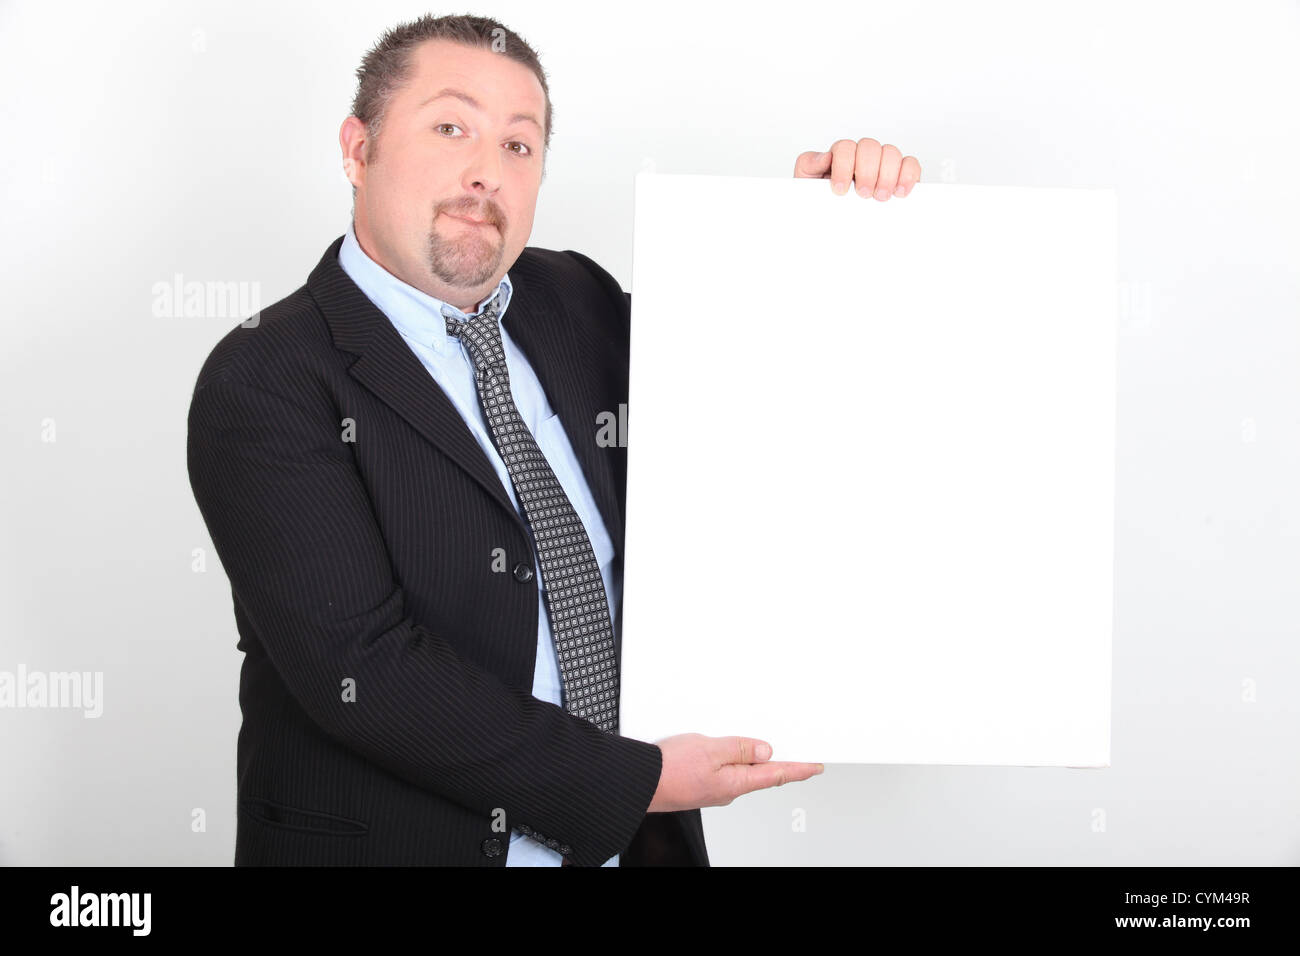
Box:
<box><xmin>793</xmin><ymin>138</ymin><xmax>921</xmax><ymax>200</ymax></box>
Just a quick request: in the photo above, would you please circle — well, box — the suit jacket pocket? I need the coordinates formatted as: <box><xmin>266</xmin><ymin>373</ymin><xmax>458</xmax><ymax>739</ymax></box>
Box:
<box><xmin>240</xmin><ymin>796</ymin><xmax>369</xmax><ymax>836</ymax></box>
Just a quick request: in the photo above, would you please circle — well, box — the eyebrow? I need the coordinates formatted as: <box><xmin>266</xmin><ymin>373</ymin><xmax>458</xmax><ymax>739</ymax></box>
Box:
<box><xmin>418</xmin><ymin>87</ymin><xmax>543</xmax><ymax>135</ymax></box>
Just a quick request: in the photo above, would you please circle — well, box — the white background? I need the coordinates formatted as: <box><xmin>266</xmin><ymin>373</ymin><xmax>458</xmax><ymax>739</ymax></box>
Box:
<box><xmin>0</xmin><ymin>0</ymin><xmax>1296</xmax><ymax>865</ymax></box>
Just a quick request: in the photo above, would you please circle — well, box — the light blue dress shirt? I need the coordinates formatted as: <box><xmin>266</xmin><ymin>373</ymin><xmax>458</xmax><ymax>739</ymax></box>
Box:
<box><xmin>338</xmin><ymin>222</ymin><xmax>622</xmax><ymax>867</ymax></box>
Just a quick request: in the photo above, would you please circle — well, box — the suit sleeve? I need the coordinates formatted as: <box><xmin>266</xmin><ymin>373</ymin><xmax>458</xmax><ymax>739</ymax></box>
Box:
<box><xmin>186</xmin><ymin>374</ymin><xmax>662</xmax><ymax>866</ymax></box>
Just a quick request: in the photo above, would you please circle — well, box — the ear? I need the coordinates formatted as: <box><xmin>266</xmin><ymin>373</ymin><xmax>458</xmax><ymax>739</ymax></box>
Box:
<box><xmin>340</xmin><ymin>116</ymin><xmax>371</xmax><ymax>189</ymax></box>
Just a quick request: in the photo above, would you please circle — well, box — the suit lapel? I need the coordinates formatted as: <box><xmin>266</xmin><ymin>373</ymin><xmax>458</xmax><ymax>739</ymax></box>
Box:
<box><xmin>308</xmin><ymin>237</ymin><xmax>624</xmax><ymax>557</ymax></box>
<box><xmin>308</xmin><ymin>236</ymin><xmax>523</xmax><ymax>536</ymax></box>
<box><xmin>504</xmin><ymin>257</ymin><xmax>624</xmax><ymax>559</ymax></box>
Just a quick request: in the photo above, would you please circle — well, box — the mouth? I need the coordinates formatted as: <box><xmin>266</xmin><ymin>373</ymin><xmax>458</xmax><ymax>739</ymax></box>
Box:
<box><xmin>444</xmin><ymin>212</ymin><xmax>495</xmax><ymax>228</ymax></box>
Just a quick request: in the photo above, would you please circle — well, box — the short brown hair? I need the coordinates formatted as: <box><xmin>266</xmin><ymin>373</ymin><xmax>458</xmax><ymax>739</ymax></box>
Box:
<box><xmin>350</xmin><ymin>13</ymin><xmax>553</xmax><ymax>166</ymax></box>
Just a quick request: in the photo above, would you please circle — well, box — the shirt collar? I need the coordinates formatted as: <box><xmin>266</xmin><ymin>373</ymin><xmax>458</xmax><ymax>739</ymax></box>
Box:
<box><xmin>338</xmin><ymin>218</ymin><xmax>513</xmax><ymax>358</ymax></box>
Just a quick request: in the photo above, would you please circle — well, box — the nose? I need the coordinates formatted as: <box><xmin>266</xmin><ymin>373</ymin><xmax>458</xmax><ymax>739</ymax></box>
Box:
<box><xmin>461</xmin><ymin>136</ymin><xmax>503</xmax><ymax>196</ymax></box>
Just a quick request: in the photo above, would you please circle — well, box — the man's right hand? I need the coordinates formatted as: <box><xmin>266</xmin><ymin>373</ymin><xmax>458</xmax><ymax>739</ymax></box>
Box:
<box><xmin>647</xmin><ymin>734</ymin><xmax>824</xmax><ymax>813</ymax></box>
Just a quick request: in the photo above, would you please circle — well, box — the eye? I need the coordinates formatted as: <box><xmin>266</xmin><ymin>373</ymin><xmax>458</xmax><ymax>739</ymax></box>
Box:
<box><xmin>435</xmin><ymin>123</ymin><xmax>462</xmax><ymax>136</ymax></box>
<box><xmin>505</xmin><ymin>141</ymin><xmax>532</xmax><ymax>156</ymax></box>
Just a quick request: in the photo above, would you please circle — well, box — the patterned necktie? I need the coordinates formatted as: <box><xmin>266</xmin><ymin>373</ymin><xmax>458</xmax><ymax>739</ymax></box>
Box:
<box><xmin>445</xmin><ymin>294</ymin><xmax>620</xmax><ymax>734</ymax></box>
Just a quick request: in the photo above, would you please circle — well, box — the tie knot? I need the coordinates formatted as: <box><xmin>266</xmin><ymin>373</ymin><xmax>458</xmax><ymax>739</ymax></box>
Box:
<box><xmin>446</xmin><ymin>294</ymin><xmax>505</xmax><ymax>372</ymax></box>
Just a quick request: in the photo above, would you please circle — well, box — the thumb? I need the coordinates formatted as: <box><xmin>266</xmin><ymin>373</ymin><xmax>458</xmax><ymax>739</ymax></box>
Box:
<box><xmin>720</xmin><ymin>736</ymin><xmax>774</xmax><ymax>764</ymax></box>
<box><xmin>795</xmin><ymin>150</ymin><xmax>831</xmax><ymax>178</ymax></box>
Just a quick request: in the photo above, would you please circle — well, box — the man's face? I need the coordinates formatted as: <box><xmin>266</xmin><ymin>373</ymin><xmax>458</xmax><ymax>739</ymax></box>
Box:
<box><xmin>342</xmin><ymin>39</ymin><xmax>546</xmax><ymax>312</ymax></box>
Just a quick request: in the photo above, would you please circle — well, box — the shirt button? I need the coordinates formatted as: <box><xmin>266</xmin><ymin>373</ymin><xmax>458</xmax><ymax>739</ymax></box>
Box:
<box><xmin>481</xmin><ymin>838</ymin><xmax>503</xmax><ymax>858</ymax></box>
<box><xmin>513</xmin><ymin>563</ymin><xmax>534</xmax><ymax>582</ymax></box>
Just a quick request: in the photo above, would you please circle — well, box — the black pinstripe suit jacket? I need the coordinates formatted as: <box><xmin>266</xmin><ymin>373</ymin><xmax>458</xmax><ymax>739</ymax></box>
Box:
<box><xmin>186</xmin><ymin>235</ymin><xmax>708</xmax><ymax>866</ymax></box>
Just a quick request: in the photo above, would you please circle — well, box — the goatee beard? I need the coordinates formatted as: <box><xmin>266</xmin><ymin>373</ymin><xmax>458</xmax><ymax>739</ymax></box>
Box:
<box><xmin>427</xmin><ymin>208</ymin><xmax>505</xmax><ymax>288</ymax></box>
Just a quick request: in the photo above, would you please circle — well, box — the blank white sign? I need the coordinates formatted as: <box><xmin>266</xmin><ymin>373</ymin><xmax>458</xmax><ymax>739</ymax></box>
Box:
<box><xmin>619</xmin><ymin>174</ymin><xmax>1116</xmax><ymax>767</ymax></box>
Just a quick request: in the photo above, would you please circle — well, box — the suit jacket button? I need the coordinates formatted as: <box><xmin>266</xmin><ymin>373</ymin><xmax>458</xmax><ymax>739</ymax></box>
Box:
<box><xmin>481</xmin><ymin>838</ymin><xmax>503</xmax><ymax>858</ymax></box>
<box><xmin>513</xmin><ymin>562</ymin><xmax>534</xmax><ymax>582</ymax></box>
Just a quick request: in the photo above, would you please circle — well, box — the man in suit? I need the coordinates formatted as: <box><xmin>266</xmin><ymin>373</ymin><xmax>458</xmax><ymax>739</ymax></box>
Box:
<box><xmin>186</xmin><ymin>14</ymin><xmax>920</xmax><ymax>866</ymax></box>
